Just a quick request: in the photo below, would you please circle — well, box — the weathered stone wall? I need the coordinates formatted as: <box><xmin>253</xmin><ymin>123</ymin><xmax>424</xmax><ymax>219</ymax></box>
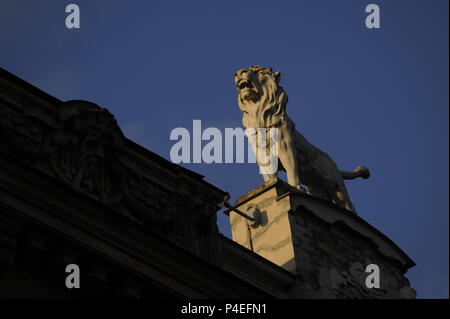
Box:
<box><xmin>290</xmin><ymin>207</ymin><xmax>416</xmax><ymax>298</ymax></box>
<box><xmin>228</xmin><ymin>178</ymin><xmax>416</xmax><ymax>299</ymax></box>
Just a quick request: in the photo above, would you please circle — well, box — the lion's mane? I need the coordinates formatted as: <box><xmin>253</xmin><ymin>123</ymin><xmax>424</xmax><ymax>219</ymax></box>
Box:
<box><xmin>237</xmin><ymin>66</ymin><xmax>290</xmax><ymax>129</ymax></box>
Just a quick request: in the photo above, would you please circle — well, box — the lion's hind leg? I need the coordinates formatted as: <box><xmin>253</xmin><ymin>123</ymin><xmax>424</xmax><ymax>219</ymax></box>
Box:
<box><xmin>333</xmin><ymin>186</ymin><xmax>356</xmax><ymax>213</ymax></box>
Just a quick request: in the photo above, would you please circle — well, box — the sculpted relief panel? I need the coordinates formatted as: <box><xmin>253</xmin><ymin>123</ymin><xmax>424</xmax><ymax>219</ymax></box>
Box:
<box><xmin>0</xmin><ymin>98</ymin><xmax>220</xmax><ymax>261</ymax></box>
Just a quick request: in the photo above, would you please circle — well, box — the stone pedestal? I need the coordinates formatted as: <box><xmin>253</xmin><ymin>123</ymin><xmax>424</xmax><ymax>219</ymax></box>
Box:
<box><xmin>228</xmin><ymin>178</ymin><xmax>416</xmax><ymax>298</ymax></box>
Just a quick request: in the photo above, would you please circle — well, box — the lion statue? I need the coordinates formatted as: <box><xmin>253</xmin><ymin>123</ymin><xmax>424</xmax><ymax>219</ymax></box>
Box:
<box><xmin>234</xmin><ymin>65</ymin><xmax>370</xmax><ymax>213</ymax></box>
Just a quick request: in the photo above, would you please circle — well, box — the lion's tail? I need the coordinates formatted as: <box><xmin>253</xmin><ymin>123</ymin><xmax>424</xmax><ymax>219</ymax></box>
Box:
<box><xmin>341</xmin><ymin>166</ymin><xmax>370</xmax><ymax>180</ymax></box>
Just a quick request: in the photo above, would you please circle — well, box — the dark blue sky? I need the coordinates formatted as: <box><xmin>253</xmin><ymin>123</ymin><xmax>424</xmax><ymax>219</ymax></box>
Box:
<box><xmin>1</xmin><ymin>0</ymin><xmax>448</xmax><ymax>298</ymax></box>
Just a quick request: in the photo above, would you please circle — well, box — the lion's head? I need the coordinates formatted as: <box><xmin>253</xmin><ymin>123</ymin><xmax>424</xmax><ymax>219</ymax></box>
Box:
<box><xmin>234</xmin><ymin>66</ymin><xmax>288</xmax><ymax>128</ymax></box>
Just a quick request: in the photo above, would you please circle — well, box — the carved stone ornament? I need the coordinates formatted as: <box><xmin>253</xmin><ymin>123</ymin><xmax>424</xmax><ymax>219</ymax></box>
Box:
<box><xmin>0</xmin><ymin>100</ymin><xmax>172</xmax><ymax>227</ymax></box>
<box><xmin>50</xmin><ymin>101</ymin><xmax>125</xmax><ymax>204</ymax></box>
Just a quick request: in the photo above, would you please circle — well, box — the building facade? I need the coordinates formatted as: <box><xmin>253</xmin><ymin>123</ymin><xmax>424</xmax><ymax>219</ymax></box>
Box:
<box><xmin>0</xmin><ymin>68</ymin><xmax>415</xmax><ymax>298</ymax></box>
